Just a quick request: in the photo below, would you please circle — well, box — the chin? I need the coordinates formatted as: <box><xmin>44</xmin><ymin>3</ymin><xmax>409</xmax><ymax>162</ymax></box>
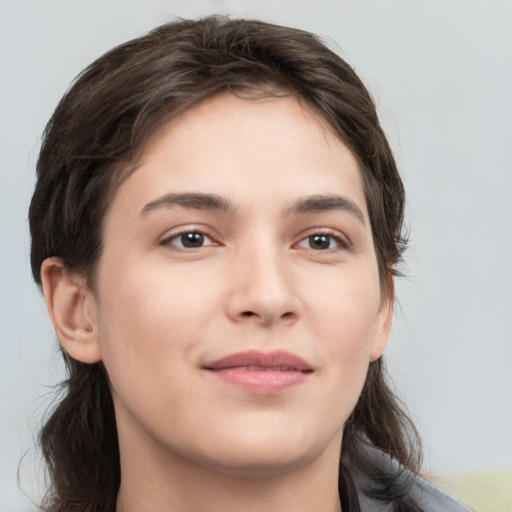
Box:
<box><xmin>202</xmin><ymin>447</ymin><xmax>318</xmax><ymax>478</ymax></box>
<box><xmin>191</xmin><ymin>421</ymin><xmax>342</xmax><ymax>477</ymax></box>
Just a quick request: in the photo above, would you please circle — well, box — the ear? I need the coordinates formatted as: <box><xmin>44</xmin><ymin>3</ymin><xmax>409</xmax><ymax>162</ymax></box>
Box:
<box><xmin>41</xmin><ymin>257</ymin><xmax>102</xmax><ymax>364</ymax></box>
<box><xmin>369</xmin><ymin>276</ymin><xmax>394</xmax><ymax>362</ymax></box>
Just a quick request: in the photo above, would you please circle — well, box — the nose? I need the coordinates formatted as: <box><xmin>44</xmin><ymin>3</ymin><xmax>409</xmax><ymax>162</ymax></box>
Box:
<box><xmin>225</xmin><ymin>240</ymin><xmax>301</xmax><ymax>326</ymax></box>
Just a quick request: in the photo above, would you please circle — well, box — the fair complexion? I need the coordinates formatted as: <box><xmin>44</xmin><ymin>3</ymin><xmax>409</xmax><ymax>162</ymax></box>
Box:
<box><xmin>42</xmin><ymin>93</ymin><xmax>392</xmax><ymax>512</ymax></box>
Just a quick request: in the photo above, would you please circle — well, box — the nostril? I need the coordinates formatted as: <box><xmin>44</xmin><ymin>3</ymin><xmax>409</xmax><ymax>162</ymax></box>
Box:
<box><xmin>236</xmin><ymin>309</ymin><xmax>297</xmax><ymax>325</ymax></box>
<box><xmin>240</xmin><ymin>311</ymin><xmax>295</xmax><ymax>321</ymax></box>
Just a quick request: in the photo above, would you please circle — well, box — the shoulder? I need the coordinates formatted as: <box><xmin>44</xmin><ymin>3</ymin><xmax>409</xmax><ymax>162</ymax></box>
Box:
<box><xmin>349</xmin><ymin>446</ymin><xmax>473</xmax><ymax>512</ymax></box>
<box><xmin>404</xmin><ymin>473</ymin><xmax>473</xmax><ymax>512</ymax></box>
<box><xmin>353</xmin><ymin>470</ymin><xmax>473</xmax><ymax>512</ymax></box>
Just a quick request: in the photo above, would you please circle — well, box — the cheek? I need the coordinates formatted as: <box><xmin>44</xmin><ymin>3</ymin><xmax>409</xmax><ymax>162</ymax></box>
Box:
<box><xmin>309</xmin><ymin>267</ymin><xmax>381</xmax><ymax>346</ymax></box>
<box><xmin>94</xmin><ymin>262</ymin><xmax>211</xmax><ymax>398</ymax></box>
<box><xmin>305</xmin><ymin>267</ymin><xmax>382</xmax><ymax>398</ymax></box>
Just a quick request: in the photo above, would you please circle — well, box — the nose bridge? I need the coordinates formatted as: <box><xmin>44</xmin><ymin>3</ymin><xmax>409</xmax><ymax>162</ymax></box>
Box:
<box><xmin>227</xmin><ymin>229</ymin><xmax>299</xmax><ymax>324</ymax></box>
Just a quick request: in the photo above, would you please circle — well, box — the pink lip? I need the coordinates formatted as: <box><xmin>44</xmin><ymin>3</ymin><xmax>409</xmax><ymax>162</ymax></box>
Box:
<box><xmin>203</xmin><ymin>350</ymin><xmax>313</xmax><ymax>395</ymax></box>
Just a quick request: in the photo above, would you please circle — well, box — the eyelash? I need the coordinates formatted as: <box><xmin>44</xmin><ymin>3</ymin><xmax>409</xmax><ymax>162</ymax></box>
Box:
<box><xmin>161</xmin><ymin>228</ymin><xmax>350</xmax><ymax>252</ymax></box>
<box><xmin>161</xmin><ymin>229</ymin><xmax>218</xmax><ymax>250</ymax></box>
<box><xmin>295</xmin><ymin>229</ymin><xmax>350</xmax><ymax>252</ymax></box>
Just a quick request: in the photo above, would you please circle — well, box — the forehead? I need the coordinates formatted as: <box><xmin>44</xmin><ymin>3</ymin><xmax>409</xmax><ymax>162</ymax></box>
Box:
<box><xmin>108</xmin><ymin>92</ymin><xmax>367</xmax><ymax>221</ymax></box>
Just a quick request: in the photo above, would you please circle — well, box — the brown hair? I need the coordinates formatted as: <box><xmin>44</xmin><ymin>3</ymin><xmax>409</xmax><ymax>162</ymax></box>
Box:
<box><xmin>29</xmin><ymin>16</ymin><xmax>421</xmax><ymax>512</ymax></box>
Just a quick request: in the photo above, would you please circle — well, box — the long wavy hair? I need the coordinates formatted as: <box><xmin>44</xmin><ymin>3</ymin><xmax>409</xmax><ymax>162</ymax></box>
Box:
<box><xmin>29</xmin><ymin>16</ymin><xmax>421</xmax><ymax>512</ymax></box>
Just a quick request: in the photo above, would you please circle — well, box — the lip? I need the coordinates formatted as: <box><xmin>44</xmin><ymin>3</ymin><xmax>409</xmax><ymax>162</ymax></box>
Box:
<box><xmin>203</xmin><ymin>350</ymin><xmax>313</xmax><ymax>395</ymax></box>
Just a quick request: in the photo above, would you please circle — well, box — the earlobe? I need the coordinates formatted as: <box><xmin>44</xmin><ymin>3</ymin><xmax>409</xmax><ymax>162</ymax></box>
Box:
<box><xmin>41</xmin><ymin>257</ymin><xmax>102</xmax><ymax>364</ymax></box>
<box><xmin>369</xmin><ymin>277</ymin><xmax>394</xmax><ymax>362</ymax></box>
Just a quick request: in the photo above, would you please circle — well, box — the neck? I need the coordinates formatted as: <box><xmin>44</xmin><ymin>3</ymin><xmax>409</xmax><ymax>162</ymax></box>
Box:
<box><xmin>115</xmin><ymin>426</ymin><xmax>343</xmax><ymax>512</ymax></box>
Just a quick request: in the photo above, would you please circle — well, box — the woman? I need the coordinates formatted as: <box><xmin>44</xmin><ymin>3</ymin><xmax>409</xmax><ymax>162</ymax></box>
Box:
<box><xmin>29</xmin><ymin>16</ymin><xmax>471</xmax><ymax>512</ymax></box>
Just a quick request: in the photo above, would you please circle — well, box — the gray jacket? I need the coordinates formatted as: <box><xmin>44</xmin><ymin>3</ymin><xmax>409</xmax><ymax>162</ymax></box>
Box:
<box><xmin>350</xmin><ymin>447</ymin><xmax>473</xmax><ymax>511</ymax></box>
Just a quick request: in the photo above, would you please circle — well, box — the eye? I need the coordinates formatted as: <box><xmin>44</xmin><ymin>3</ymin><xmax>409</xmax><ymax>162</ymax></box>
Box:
<box><xmin>163</xmin><ymin>231</ymin><xmax>216</xmax><ymax>249</ymax></box>
<box><xmin>296</xmin><ymin>233</ymin><xmax>346</xmax><ymax>251</ymax></box>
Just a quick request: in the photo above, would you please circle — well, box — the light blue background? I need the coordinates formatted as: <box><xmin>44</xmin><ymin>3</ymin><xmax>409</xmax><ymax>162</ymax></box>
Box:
<box><xmin>1</xmin><ymin>1</ymin><xmax>511</xmax><ymax>509</ymax></box>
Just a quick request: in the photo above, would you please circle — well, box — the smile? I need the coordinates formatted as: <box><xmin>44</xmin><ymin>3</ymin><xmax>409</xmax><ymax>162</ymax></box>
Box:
<box><xmin>203</xmin><ymin>350</ymin><xmax>313</xmax><ymax>395</ymax></box>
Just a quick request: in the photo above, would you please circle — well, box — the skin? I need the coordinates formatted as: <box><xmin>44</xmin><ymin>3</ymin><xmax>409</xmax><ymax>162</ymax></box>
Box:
<box><xmin>42</xmin><ymin>93</ymin><xmax>393</xmax><ymax>512</ymax></box>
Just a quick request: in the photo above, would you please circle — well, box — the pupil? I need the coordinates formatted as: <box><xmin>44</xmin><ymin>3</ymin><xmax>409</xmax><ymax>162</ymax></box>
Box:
<box><xmin>310</xmin><ymin>234</ymin><xmax>330</xmax><ymax>249</ymax></box>
<box><xmin>181</xmin><ymin>232</ymin><xmax>204</xmax><ymax>248</ymax></box>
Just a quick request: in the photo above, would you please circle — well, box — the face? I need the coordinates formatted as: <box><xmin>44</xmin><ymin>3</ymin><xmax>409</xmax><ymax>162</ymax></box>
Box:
<box><xmin>88</xmin><ymin>93</ymin><xmax>392</xmax><ymax>476</ymax></box>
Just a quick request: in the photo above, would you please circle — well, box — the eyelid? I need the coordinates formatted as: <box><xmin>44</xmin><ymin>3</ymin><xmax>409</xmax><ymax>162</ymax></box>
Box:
<box><xmin>160</xmin><ymin>226</ymin><xmax>220</xmax><ymax>249</ymax></box>
<box><xmin>293</xmin><ymin>228</ymin><xmax>352</xmax><ymax>251</ymax></box>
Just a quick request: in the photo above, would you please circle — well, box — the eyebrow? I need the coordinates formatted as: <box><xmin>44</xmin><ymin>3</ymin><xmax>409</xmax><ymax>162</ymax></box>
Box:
<box><xmin>140</xmin><ymin>192</ymin><xmax>365</xmax><ymax>225</ymax></box>
<box><xmin>288</xmin><ymin>195</ymin><xmax>366</xmax><ymax>224</ymax></box>
<box><xmin>141</xmin><ymin>192</ymin><xmax>234</xmax><ymax>216</ymax></box>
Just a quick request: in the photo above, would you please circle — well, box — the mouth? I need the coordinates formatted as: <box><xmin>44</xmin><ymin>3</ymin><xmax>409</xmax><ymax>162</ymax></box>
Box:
<box><xmin>203</xmin><ymin>350</ymin><xmax>313</xmax><ymax>395</ymax></box>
